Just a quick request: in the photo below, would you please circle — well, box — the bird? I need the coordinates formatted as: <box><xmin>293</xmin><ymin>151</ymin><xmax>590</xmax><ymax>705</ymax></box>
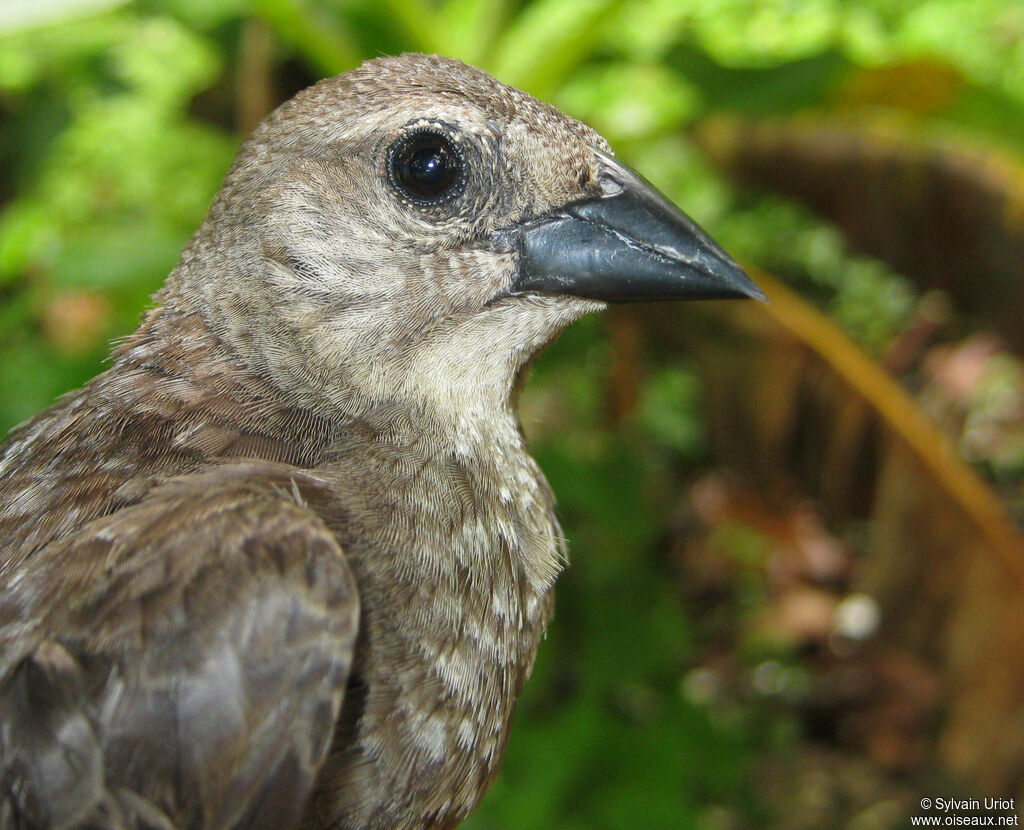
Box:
<box><xmin>0</xmin><ymin>53</ymin><xmax>763</xmax><ymax>830</ymax></box>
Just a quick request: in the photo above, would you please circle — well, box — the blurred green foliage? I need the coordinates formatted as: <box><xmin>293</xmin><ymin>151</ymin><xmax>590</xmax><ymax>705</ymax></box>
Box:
<box><xmin>2</xmin><ymin>1</ymin><xmax>1023</xmax><ymax>827</ymax></box>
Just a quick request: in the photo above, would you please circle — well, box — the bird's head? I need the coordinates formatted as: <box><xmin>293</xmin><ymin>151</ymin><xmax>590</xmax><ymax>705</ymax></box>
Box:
<box><xmin>167</xmin><ymin>53</ymin><xmax>762</xmax><ymax>428</ymax></box>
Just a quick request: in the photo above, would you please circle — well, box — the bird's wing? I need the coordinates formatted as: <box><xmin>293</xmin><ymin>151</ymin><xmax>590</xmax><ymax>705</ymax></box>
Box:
<box><xmin>0</xmin><ymin>465</ymin><xmax>359</xmax><ymax>830</ymax></box>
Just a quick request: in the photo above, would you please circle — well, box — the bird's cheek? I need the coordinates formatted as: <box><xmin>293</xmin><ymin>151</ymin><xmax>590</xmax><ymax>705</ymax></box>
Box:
<box><xmin>478</xmin><ymin>251</ymin><xmax>520</xmax><ymax>304</ymax></box>
<box><xmin>414</xmin><ymin>250</ymin><xmax>514</xmax><ymax>310</ymax></box>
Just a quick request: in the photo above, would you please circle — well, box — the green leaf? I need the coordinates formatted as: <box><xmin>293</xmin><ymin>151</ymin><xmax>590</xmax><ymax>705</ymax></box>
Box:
<box><xmin>487</xmin><ymin>0</ymin><xmax>630</xmax><ymax>97</ymax></box>
<box><xmin>251</xmin><ymin>0</ymin><xmax>361</xmax><ymax>74</ymax></box>
<box><xmin>372</xmin><ymin>0</ymin><xmax>443</xmax><ymax>55</ymax></box>
<box><xmin>0</xmin><ymin>203</ymin><xmax>59</xmax><ymax>284</ymax></box>
<box><xmin>436</xmin><ymin>0</ymin><xmax>512</xmax><ymax>65</ymax></box>
<box><xmin>556</xmin><ymin>62</ymin><xmax>699</xmax><ymax>142</ymax></box>
<box><xmin>0</xmin><ymin>0</ymin><xmax>129</xmax><ymax>36</ymax></box>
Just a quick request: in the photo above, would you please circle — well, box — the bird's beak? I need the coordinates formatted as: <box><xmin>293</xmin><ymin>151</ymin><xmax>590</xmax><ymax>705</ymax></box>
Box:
<box><xmin>505</xmin><ymin>150</ymin><xmax>765</xmax><ymax>303</ymax></box>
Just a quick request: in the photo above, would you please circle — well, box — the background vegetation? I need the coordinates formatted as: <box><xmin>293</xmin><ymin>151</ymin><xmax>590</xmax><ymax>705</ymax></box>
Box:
<box><xmin>2</xmin><ymin>1</ymin><xmax>1024</xmax><ymax>827</ymax></box>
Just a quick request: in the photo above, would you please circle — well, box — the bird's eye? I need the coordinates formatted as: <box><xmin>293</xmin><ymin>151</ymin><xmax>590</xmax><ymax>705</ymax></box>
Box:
<box><xmin>388</xmin><ymin>130</ymin><xmax>463</xmax><ymax>204</ymax></box>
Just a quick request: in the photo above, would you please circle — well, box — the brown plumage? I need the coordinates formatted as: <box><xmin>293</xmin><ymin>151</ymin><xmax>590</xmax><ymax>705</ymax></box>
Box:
<box><xmin>0</xmin><ymin>54</ymin><xmax>761</xmax><ymax>829</ymax></box>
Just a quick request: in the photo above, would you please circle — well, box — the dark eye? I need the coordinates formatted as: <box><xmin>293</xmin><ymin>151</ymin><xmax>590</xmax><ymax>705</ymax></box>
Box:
<box><xmin>388</xmin><ymin>130</ymin><xmax>463</xmax><ymax>204</ymax></box>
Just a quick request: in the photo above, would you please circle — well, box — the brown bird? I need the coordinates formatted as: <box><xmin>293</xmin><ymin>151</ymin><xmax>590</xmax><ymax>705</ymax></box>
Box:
<box><xmin>0</xmin><ymin>54</ymin><xmax>762</xmax><ymax>829</ymax></box>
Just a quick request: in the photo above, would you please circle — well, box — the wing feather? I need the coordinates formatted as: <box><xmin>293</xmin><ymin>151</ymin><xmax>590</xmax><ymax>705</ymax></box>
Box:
<box><xmin>0</xmin><ymin>466</ymin><xmax>359</xmax><ymax>830</ymax></box>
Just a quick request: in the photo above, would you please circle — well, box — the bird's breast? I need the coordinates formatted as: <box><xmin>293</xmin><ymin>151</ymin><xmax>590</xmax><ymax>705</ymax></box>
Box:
<box><xmin>305</xmin><ymin>434</ymin><xmax>561</xmax><ymax>829</ymax></box>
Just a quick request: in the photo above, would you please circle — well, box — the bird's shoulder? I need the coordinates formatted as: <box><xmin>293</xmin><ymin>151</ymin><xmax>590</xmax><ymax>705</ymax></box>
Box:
<box><xmin>0</xmin><ymin>309</ymin><xmax>345</xmax><ymax>563</ymax></box>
